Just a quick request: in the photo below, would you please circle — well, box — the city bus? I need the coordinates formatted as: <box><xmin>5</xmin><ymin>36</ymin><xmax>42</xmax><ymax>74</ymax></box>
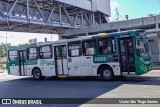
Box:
<box><xmin>6</xmin><ymin>30</ymin><xmax>152</xmax><ymax>80</ymax></box>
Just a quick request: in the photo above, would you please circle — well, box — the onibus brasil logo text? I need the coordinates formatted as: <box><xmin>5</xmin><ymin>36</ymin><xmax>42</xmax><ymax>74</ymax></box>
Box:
<box><xmin>2</xmin><ymin>99</ymin><xmax>42</xmax><ymax>105</ymax></box>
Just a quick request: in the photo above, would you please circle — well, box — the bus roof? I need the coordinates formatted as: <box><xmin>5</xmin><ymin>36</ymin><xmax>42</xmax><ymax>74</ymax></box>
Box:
<box><xmin>7</xmin><ymin>29</ymin><xmax>145</xmax><ymax>50</ymax></box>
<box><xmin>108</xmin><ymin>29</ymin><xmax>144</xmax><ymax>36</ymax></box>
<box><xmin>91</xmin><ymin>29</ymin><xmax>145</xmax><ymax>39</ymax></box>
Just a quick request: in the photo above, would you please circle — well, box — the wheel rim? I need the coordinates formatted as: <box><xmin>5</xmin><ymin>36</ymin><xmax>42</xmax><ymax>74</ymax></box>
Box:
<box><xmin>34</xmin><ymin>70</ymin><xmax>40</xmax><ymax>79</ymax></box>
<box><xmin>103</xmin><ymin>69</ymin><xmax>111</xmax><ymax>78</ymax></box>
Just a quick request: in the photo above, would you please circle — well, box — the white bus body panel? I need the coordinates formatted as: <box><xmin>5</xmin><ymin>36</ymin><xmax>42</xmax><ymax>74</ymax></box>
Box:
<box><xmin>68</xmin><ymin>56</ymin><xmax>93</xmax><ymax>76</ymax></box>
<box><xmin>68</xmin><ymin>56</ymin><xmax>121</xmax><ymax>76</ymax></box>
<box><xmin>38</xmin><ymin>59</ymin><xmax>56</xmax><ymax>76</ymax></box>
<box><xmin>26</xmin><ymin>59</ymin><xmax>56</xmax><ymax>77</ymax></box>
<box><xmin>27</xmin><ymin>65</ymin><xmax>36</xmax><ymax>76</ymax></box>
<box><xmin>10</xmin><ymin>65</ymin><xmax>19</xmax><ymax>76</ymax></box>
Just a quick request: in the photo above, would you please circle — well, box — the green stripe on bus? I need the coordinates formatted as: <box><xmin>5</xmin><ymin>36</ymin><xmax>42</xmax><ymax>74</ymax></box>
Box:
<box><xmin>26</xmin><ymin>60</ymin><xmax>37</xmax><ymax>65</ymax></box>
<box><xmin>91</xmin><ymin>36</ymin><xmax>100</xmax><ymax>39</ymax></box>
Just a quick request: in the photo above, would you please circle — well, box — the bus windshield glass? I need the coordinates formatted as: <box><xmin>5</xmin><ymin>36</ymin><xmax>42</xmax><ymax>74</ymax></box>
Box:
<box><xmin>136</xmin><ymin>37</ymin><xmax>149</xmax><ymax>57</ymax></box>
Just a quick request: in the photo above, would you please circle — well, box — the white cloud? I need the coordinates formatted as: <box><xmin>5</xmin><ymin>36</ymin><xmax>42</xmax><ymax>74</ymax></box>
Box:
<box><xmin>110</xmin><ymin>1</ymin><xmax>119</xmax><ymax>9</ymax></box>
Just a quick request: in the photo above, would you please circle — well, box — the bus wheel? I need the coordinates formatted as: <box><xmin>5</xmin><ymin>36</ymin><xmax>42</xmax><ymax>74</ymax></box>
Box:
<box><xmin>100</xmin><ymin>67</ymin><xmax>114</xmax><ymax>80</ymax></box>
<box><xmin>33</xmin><ymin>68</ymin><xmax>44</xmax><ymax>80</ymax></box>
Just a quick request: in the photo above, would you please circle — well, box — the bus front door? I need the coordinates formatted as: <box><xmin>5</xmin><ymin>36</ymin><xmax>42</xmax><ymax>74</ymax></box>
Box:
<box><xmin>18</xmin><ymin>50</ymin><xmax>27</xmax><ymax>76</ymax></box>
<box><xmin>118</xmin><ymin>37</ymin><xmax>135</xmax><ymax>75</ymax></box>
<box><xmin>54</xmin><ymin>45</ymin><xmax>68</xmax><ymax>76</ymax></box>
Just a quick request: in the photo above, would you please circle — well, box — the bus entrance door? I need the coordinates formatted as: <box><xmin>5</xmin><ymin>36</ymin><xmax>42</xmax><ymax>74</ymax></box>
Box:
<box><xmin>118</xmin><ymin>37</ymin><xmax>135</xmax><ymax>75</ymax></box>
<box><xmin>54</xmin><ymin>45</ymin><xmax>68</xmax><ymax>76</ymax></box>
<box><xmin>18</xmin><ymin>50</ymin><xmax>27</xmax><ymax>76</ymax></box>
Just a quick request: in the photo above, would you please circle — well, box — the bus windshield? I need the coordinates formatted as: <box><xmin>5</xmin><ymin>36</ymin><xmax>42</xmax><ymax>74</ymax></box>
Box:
<box><xmin>136</xmin><ymin>37</ymin><xmax>149</xmax><ymax>57</ymax></box>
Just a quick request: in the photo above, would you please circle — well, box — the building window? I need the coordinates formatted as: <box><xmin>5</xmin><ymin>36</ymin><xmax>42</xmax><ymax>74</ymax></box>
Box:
<box><xmin>39</xmin><ymin>45</ymin><xmax>52</xmax><ymax>59</ymax></box>
<box><xmin>9</xmin><ymin>50</ymin><xmax>18</xmax><ymax>61</ymax></box>
<box><xmin>68</xmin><ymin>41</ymin><xmax>82</xmax><ymax>57</ymax></box>
<box><xmin>83</xmin><ymin>40</ymin><xmax>97</xmax><ymax>56</ymax></box>
<box><xmin>98</xmin><ymin>38</ymin><xmax>116</xmax><ymax>55</ymax></box>
<box><xmin>27</xmin><ymin>47</ymin><xmax>38</xmax><ymax>60</ymax></box>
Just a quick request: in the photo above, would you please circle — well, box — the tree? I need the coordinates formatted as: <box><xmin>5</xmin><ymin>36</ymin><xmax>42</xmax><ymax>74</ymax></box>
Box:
<box><xmin>0</xmin><ymin>43</ymin><xmax>6</xmax><ymax>58</ymax></box>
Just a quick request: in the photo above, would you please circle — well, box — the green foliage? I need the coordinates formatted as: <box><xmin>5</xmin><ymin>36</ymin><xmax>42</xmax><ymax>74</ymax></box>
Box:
<box><xmin>0</xmin><ymin>64</ymin><xmax>6</xmax><ymax>70</ymax></box>
<box><xmin>0</xmin><ymin>43</ymin><xmax>6</xmax><ymax>58</ymax></box>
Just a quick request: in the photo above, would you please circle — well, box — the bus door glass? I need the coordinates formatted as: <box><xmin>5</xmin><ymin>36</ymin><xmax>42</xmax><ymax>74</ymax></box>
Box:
<box><xmin>118</xmin><ymin>37</ymin><xmax>135</xmax><ymax>74</ymax></box>
<box><xmin>8</xmin><ymin>50</ymin><xmax>19</xmax><ymax>75</ymax></box>
<box><xmin>18</xmin><ymin>50</ymin><xmax>27</xmax><ymax>76</ymax></box>
<box><xmin>54</xmin><ymin>45</ymin><xmax>68</xmax><ymax>75</ymax></box>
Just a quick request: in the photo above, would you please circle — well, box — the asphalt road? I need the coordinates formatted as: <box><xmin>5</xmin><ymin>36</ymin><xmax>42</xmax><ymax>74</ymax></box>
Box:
<box><xmin>0</xmin><ymin>70</ymin><xmax>160</xmax><ymax>107</ymax></box>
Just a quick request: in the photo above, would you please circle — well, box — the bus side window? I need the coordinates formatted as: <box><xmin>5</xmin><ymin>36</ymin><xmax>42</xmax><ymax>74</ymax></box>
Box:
<box><xmin>27</xmin><ymin>47</ymin><xmax>38</xmax><ymax>60</ymax></box>
<box><xmin>8</xmin><ymin>50</ymin><xmax>18</xmax><ymax>61</ymax></box>
<box><xmin>107</xmin><ymin>38</ymin><xmax>116</xmax><ymax>54</ymax></box>
<box><xmin>82</xmin><ymin>40</ymin><xmax>97</xmax><ymax>56</ymax></box>
<box><xmin>98</xmin><ymin>38</ymin><xmax>116</xmax><ymax>55</ymax></box>
<box><xmin>68</xmin><ymin>41</ymin><xmax>82</xmax><ymax>57</ymax></box>
<box><xmin>39</xmin><ymin>45</ymin><xmax>52</xmax><ymax>59</ymax></box>
<box><xmin>98</xmin><ymin>38</ymin><xmax>108</xmax><ymax>55</ymax></box>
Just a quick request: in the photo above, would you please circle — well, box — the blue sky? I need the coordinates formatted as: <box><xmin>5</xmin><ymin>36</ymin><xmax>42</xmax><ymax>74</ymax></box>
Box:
<box><xmin>110</xmin><ymin>0</ymin><xmax>160</xmax><ymax>21</ymax></box>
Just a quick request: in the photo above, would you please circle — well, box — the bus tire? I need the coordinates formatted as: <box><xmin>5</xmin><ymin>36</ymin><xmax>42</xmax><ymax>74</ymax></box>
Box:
<box><xmin>100</xmin><ymin>66</ymin><xmax>114</xmax><ymax>80</ymax></box>
<box><xmin>32</xmin><ymin>68</ymin><xmax>44</xmax><ymax>80</ymax></box>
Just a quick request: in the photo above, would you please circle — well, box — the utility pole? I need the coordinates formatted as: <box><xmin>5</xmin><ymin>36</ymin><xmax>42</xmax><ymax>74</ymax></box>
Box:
<box><xmin>0</xmin><ymin>32</ymin><xmax>13</xmax><ymax>45</ymax></box>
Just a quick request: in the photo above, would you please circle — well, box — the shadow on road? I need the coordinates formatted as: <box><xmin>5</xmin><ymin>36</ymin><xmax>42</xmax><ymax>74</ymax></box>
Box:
<box><xmin>0</xmin><ymin>75</ymin><xmax>160</xmax><ymax>107</ymax></box>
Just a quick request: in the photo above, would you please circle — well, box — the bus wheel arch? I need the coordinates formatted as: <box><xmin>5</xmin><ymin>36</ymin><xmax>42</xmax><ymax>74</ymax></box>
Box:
<box><xmin>32</xmin><ymin>67</ymin><xmax>45</xmax><ymax>80</ymax></box>
<box><xmin>97</xmin><ymin>64</ymin><xmax>114</xmax><ymax>80</ymax></box>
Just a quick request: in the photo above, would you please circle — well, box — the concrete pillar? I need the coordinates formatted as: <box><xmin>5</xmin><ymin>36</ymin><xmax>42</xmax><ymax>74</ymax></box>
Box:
<box><xmin>85</xmin><ymin>32</ymin><xmax>89</xmax><ymax>36</ymax></box>
<box><xmin>58</xmin><ymin>34</ymin><xmax>61</xmax><ymax>40</ymax></box>
<box><xmin>156</xmin><ymin>31</ymin><xmax>160</xmax><ymax>63</ymax></box>
<box><xmin>118</xmin><ymin>28</ymin><xmax>121</xmax><ymax>32</ymax></box>
<box><xmin>156</xmin><ymin>24</ymin><xmax>159</xmax><ymax>29</ymax></box>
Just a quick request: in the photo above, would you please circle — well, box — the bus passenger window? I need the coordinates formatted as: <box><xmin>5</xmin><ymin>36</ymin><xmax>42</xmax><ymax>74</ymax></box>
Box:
<box><xmin>108</xmin><ymin>38</ymin><xmax>116</xmax><ymax>54</ymax></box>
<box><xmin>99</xmin><ymin>39</ymin><xmax>108</xmax><ymax>55</ymax></box>
<box><xmin>83</xmin><ymin>40</ymin><xmax>97</xmax><ymax>56</ymax></box>
<box><xmin>27</xmin><ymin>47</ymin><xmax>38</xmax><ymax>60</ymax></box>
<box><xmin>39</xmin><ymin>45</ymin><xmax>52</xmax><ymax>59</ymax></box>
<box><xmin>9</xmin><ymin>50</ymin><xmax>18</xmax><ymax>61</ymax></box>
<box><xmin>98</xmin><ymin>38</ymin><xmax>116</xmax><ymax>55</ymax></box>
<box><xmin>68</xmin><ymin>41</ymin><xmax>81</xmax><ymax>57</ymax></box>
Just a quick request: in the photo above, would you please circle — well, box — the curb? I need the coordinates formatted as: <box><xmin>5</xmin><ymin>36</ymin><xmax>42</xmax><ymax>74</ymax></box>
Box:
<box><xmin>153</xmin><ymin>68</ymin><xmax>160</xmax><ymax>70</ymax></box>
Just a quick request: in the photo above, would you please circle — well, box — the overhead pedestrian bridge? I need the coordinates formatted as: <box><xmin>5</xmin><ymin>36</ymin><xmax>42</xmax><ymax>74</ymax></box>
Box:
<box><xmin>0</xmin><ymin>0</ymin><xmax>110</xmax><ymax>34</ymax></box>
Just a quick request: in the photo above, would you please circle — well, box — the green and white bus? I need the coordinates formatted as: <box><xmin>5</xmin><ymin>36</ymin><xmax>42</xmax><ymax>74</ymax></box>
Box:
<box><xmin>7</xmin><ymin>30</ymin><xmax>152</xmax><ymax>80</ymax></box>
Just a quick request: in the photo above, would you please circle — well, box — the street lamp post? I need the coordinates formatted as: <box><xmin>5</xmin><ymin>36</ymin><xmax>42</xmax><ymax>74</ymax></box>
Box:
<box><xmin>0</xmin><ymin>32</ymin><xmax>13</xmax><ymax>45</ymax></box>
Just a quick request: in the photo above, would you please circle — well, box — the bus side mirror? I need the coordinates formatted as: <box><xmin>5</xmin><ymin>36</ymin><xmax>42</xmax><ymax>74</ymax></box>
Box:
<box><xmin>136</xmin><ymin>49</ymin><xmax>140</xmax><ymax>56</ymax></box>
